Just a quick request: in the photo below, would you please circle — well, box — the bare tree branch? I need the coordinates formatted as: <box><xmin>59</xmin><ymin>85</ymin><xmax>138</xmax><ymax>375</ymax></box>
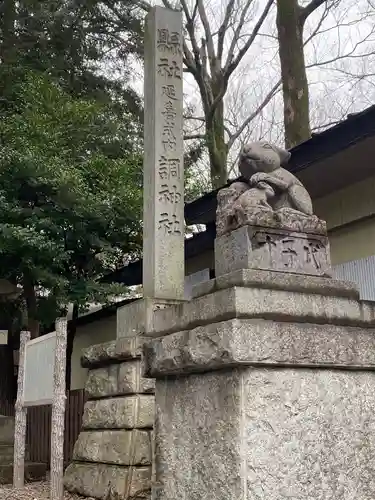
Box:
<box><xmin>184</xmin><ymin>133</ymin><xmax>206</xmax><ymax>140</ymax></box>
<box><xmin>311</xmin><ymin>119</ymin><xmax>342</xmax><ymax>131</ymax></box>
<box><xmin>225</xmin><ymin>0</ymin><xmax>274</xmax><ymax>78</ymax></box>
<box><xmin>227</xmin><ymin>79</ymin><xmax>281</xmax><ymax>149</ymax></box>
<box><xmin>197</xmin><ymin>0</ymin><xmax>217</xmax><ymax>75</ymax></box>
<box><xmin>225</xmin><ymin>0</ymin><xmax>254</xmax><ymax>72</ymax></box>
<box><xmin>217</xmin><ymin>0</ymin><xmax>236</xmax><ymax>62</ymax></box>
<box><xmin>299</xmin><ymin>0</ymin><xmax>326</xmax><ymax>24</ymax></box>
<box><xmin>303</xmin><ymin>2</ymin><xmax>331</xmax><ymax>46</ymax></box>
<box><xmin>185</xmin><ymin>115</ymin><xmax>233</xmax><ymax>136</ymax></box>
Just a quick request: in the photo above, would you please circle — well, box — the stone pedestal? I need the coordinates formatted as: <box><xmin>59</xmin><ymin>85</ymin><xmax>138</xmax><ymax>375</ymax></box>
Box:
<box><xmin>215</xmin><ymin>224</ymin><xmax>331</xmax><ymax>278</ymax></box>
<box><xmin>64</xmin><ymin>337</ymin><xmax>154</xmax><ymax>500</ymax></box>
<box><xmin>143</xmin><ymin>269</ymin><xmax>375</xmax><ymax>500</ymax></box>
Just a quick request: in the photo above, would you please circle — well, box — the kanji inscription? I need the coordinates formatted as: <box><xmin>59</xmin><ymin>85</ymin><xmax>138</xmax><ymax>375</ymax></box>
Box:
<box><xmin>158</xmin><ymin>213</ymin><xmax>182</xmax><ymax>235</ymax></box>
<box><xmin>158</xmin><ymin>156</ymin><xmax>180</xmax><ymax>180</ymax></box>
<box><xmin>157</xmin><ymin>58</ymin><xmax>182</xmax><ymax>79</ymax></box>
<box><xmin>251</xmin><ymin>230</ymin><xmax>330</xmax><ymax>276</ymax></box>
<box><xmin>143</xmin><ymin>7</ymin><xmax>184</xmax><ymax>300</ymax></box>
<box><xmin>157</xmin><ymin>28</ymin><xmax>181</xmax><ymax>54</ymax></box>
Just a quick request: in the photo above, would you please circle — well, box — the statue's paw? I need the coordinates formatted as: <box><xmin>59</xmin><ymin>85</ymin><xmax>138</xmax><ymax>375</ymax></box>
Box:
<box><xmin>250</xmin><ymin>172</ymin><xmax>269</xmax><ymax>185</ymax></box>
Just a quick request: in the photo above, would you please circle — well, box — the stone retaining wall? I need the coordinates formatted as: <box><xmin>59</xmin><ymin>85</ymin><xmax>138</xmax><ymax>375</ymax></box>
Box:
<box><xmin>64</xmin><ymin>337</ymin><xmax>154</xmax><ymax>500</ymax></box>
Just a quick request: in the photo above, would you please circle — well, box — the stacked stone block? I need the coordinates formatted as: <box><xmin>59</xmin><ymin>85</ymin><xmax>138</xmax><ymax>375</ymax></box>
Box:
<box><xmin>64</xmin><ymin>337</ymin><xmax>154</xmax><ymax>500</ymax></box>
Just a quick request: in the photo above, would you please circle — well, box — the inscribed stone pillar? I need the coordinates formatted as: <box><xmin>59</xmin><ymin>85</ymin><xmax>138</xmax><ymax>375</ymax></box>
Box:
<box><xmin>143</xmin><ymin>6</ymin><xmax>184</xmax><ymax>301</ymax></box>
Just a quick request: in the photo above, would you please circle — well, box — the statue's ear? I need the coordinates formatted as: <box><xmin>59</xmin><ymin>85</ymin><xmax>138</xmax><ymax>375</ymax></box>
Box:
<box><xmin>273</xmin><ymin>145</ymin><xmax>291</xmax><ymax>166</ymax></box>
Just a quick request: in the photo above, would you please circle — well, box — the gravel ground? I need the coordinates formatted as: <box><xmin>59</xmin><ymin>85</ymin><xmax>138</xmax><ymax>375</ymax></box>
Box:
<box><xmin>0</xmin><ymin>481</ymin><xmax>95</xmax><ymax>500</ymax></box>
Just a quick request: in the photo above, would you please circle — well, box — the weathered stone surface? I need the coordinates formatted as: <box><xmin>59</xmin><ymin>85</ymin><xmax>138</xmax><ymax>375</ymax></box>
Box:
<box><xmin>231</xmin><ymin>204</ymin><xmax>326</xmax><ymax>235</ymax></box>
<box><xmin>154</xmin><ymin>367</ymin><xmax>375</xmax><ymax>500</ymax></box>
<box><xmin>149</xmin><ymin>285</ymin><xmax>373</xmax><ymax>337</ymax></box>
<box><xmin>192</xmin><ymin>268</ymin><xmax>359</xmax><ymax>300</ymax></box>
<box><xmin>216</xmin><ymin>181</ymin><xmax>249</xmax><ymax>237</ymax></box>
<box><xmin>144</xmin><ymin>319</ymin><xmax>375</xmax><ymax>376</ymax></box>
<box><xmin>85</xmin><ymin>360</ymin><xmax>155</xmax><ymax>399</ymax></box>
<box><xmin>64</xmin><ymin>462</ymin><xmax>151</xmax><ymax>500</ymax></box>
<box><xmin>143</xmin><ymin>7</ymin><xmax>185</xmax><ymax>302</ymax></box>
<box><xmin>118</xmin><ymin>361</ymin><xmax>155</xmax><ymax>394</ymax></box>
<box><xmin>215</xmin><ymin>225</ymin><xmax>331</xmax><ymax>278</ymax></box>
<box><xmin>0</xmin><ymin>416</ymin><xmax>14</xmax><ymax>445</ymax></box>
<box><xmin>73</xmin><ymin>430</ymin><xmax>152</xmax><ymax>465</ymax></box>
<box><xmin>117</xmin><ymin>298</ymin><xmax>182</xmax><ymax>338</ymax></box>
<box><xmin>153</xmin><ymin>371</ymin><xmax>243</xmax><ymax>500</ymax></box>
<box><xmin>82</xmin><ymin>396</ymin><xmax>155</xmax><ymax>429</ymax></box>
<box><xmin>81</xmin><ymin>337</ymin><xmax>144</xmax><ymax>368</ymax></box>
<box><xmin>243</xmin><ymin>369</ymin><xmax>375</xmax><ymax>499</ymax></box>
<box><xmin>85</xmin><ymin>364</ymin><xmax>118</xmax><ymax>399</ymax></box>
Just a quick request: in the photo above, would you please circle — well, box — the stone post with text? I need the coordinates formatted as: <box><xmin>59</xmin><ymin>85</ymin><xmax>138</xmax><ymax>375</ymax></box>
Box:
<box><xmin>143</xmin><ymin>6</ymin><xmax>184</xmax><ymax>301</ymax></box>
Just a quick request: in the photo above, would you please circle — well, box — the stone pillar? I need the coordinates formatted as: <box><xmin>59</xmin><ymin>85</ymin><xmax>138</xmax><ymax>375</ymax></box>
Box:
<box><xmin>64</xmin><ymin>337</ymin><xmax>154</xmax><ymax>500</ymax></box>
<box><xmin>144</xmin><ymin>216</ymin><xmax>375</xmax><ymax>499</ymax></box>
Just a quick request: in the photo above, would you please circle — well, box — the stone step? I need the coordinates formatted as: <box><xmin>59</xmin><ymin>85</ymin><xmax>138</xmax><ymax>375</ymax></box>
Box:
<box><xmin>0</xmin><ymin>462</ymin><xmax>47</xmax><ymax>485</ymax></box>
<box><xmin>0</xmin><ymin>416</ymin><xmax>14</xmax><ymax>445</ymax></box>
<box><xmin>0</xmin><ymin>445</ymin><xmax>14</xmax><ymax>464</ymax></box>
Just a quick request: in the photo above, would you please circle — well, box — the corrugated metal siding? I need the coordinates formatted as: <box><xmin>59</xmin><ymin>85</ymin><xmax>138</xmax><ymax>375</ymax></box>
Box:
<box><xmin>333</xmin><ymin>255</ymin><xmax>375</xmax><ymax>301</ymax></box>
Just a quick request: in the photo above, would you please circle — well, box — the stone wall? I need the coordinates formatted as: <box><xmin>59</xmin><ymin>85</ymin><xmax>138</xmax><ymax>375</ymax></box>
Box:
<box><xmin>64</xmin><ymin>337</ymin><xmax>154</xmax><ymax>500</ymax></box>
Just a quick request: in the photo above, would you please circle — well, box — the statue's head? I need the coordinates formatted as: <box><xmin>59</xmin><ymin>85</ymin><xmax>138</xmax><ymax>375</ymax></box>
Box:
<box><xmin>238</xmin><ymin>141</ymin><xmax>291</xmax><ymax>179</ymax></box>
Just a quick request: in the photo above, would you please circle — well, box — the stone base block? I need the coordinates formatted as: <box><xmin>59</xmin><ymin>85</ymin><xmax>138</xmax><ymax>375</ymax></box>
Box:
<box><xmin>154</xmin><ymin>367</ymin><xmax>375</xmax><ymax>500</ymax></box>
<box><xmin>85</xmin><ymin>359</ymin><xmax>155</xmax><ymax>399</ymax></box>
<box><xmin>82</xmin><ymin>395</ymin><xmax>154</xmax><ymax>429</ymax></box>
<box><xmin>73</xmin><ymin>429</ymin><xmax>152</xmax><ymax>466</ymax></box>
<box><xmin>81</xmin><ymin>337</ymin><xmax>144</xmax><ymax>368</ymax></box>
<box><xmin>64</xmin><ymin>462</ymin><xmax>151</xmax><ymax>500</ymax></box>
<box><xmin>144</xmin><ymin>319</ymin><xmax>375</xmax><ymax>377</ymax></box>
<box><xmin>117</xmin><ymin>298</ymin><xmax>183</xmax><ymax>337</ymax></box>
<box><xmin>215</xmin><ymin>225</ymin><xmax>331</xmax><ymax>277</ymax></box>
<box><xmin>192</xmin><ymin>268</ymin><xmax>359</xmax><ymax>300</ymax></box>
<box><xmin>148</xmin><ymin>279</ymin><xmax>374</xmax><ymax>337</ymax></box>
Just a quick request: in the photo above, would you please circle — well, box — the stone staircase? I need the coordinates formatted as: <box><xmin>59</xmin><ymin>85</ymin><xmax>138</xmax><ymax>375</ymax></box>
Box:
<box><xmin>0</xmin><ymin>415</ymin><xmax>47</xmax><ymax>484</ymax></box>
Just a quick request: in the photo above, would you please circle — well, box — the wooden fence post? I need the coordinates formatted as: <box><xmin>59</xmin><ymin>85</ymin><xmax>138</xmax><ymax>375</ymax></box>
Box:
<box><xmin>13</xmin><ymin>330</ymin><xmax>30</xmax><ymax>489</ymax></box>
<box><xmin>50</xmin><ymin>317</ymin><xmax>67</xmax><ymax>500</ymax></box>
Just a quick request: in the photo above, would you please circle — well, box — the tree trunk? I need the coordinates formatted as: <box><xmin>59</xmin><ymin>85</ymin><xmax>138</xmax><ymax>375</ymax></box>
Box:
<box><xmin>276</xmin><ymin>0</ymin><xmax>311</xmax><ymax>149</ymax></box>
<box><xmin>206</xmin><ymin>82</ymin><xmax>228</xmax><ymax>189</ymax></box>
<box><xmin>65</xmin><ymin>303</ymin><xmax>78</xmax><ymax>391</ymax></box>
<box><xmin>1</xmin><ymin>0</ymin><xmax>17</xmax><ymax>66</ymax></box>
<box><xmin>22</xmin><ymin>274</ymin><xmax>40</xmax><ymax>338</ymax></box>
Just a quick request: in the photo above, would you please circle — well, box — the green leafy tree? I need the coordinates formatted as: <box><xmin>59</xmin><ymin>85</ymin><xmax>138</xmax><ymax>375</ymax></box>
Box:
<box><xmin>0</xmin><ymin>70</ymin><xmax>143</xmax><ymax>389</ymax></box>
<box><xmin>1</xmin><ymin>0</ymin><xmax>144</xmax><ymax>121</ymax></box>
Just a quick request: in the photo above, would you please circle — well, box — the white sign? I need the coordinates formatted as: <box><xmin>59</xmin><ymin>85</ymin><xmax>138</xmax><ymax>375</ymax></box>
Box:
<box><xmin>14</xmin><ymin>320</ymin><xmax>67</xmax><ymax>499</ymax></box>
<box><xmin>0</xmin><ymin>330</ymin><xmax>7</xmax><ymax>344</ymax></box>
<box><xmin>23</xmin><ymin>331</ymin><xmax>57</xmax><ymax>407</ymax></box>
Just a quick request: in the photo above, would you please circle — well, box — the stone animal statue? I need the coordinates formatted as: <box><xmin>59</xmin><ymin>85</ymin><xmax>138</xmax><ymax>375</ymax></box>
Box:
<box><xmin>234</xmin><ymin>181</ymin><xmax>275</xmax><ymax>210</ymax></box>
<box><xmin>216</xmin><ymin>141</ymin><xmax>314</xmax><ymax>236</ymax></box>
<box><xmin>237</xmin><ymin>141</ymin><xmax>313</xmax><ymax>215</ymax></box>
